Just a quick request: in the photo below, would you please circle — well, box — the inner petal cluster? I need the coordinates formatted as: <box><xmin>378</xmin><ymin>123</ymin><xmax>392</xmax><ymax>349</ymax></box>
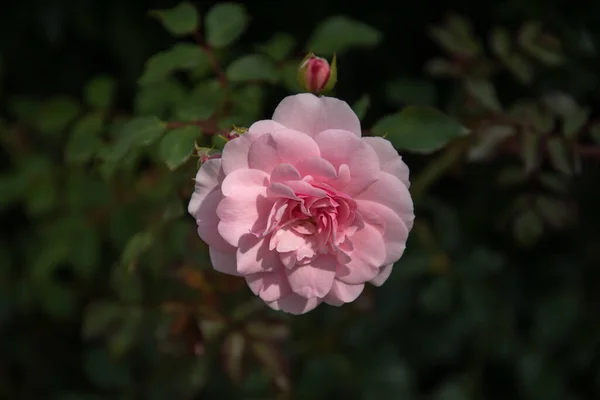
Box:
<box><xmin>256</xmin><ymin>170</ymin><xmax>364</xmax><ymax>270</ymax></box>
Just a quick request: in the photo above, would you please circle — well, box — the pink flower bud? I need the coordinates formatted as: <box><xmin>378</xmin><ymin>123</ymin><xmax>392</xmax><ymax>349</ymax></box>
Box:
<box><xmin>297</xmin><ymin>53</ymin><xmax>337</xmax><ymax>94</ymax></box>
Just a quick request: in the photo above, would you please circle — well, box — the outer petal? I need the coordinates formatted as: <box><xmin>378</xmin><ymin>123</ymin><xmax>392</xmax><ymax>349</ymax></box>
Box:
<box><xmin>355</xmin><ymin>172</ymin><xmax>415</xmax><ymax>231</ymax></box>
<box><xmin>217</xmin><ymin>169</ymin><xmax>271</xmax><ymax>246</ymax></box>
<box><xmin>245</xmin><ymin>268</ymin><xmax>291</xmax><ymax>302</ymax></box>
<box><xmin>221</xmin><ymin>120</ymin><xmax>286</xmax><ymax>174</ymax></box>
<box><xmin>361</xmin><ymin>136</ymin><xmax>410</xmax><ymax>187</ymax></box>
<box><xmin>323</xmin><ymin>280</ymin><xmax>365</xmax><ymax>306</ymax></box>
<box><xmin>267</xmin><ymin>293</ymin><xmax>321</xmax><ymax>315</ymax></box>
<box><xmin>195</xmin><ymin>190</ymin><xmax>234</xmax><ymax>252</ymax></box>
<box><xmin>247</xmin><ymin>129</ymin><xmax>320</xmax><ymax>174</ymax></box>
<box><xmin>209</xmin><ymin>247</ymin><xmax>240</xmax><ymax>276</ymax></box>
<box><xmin>272</xmin><ymin>93</ymin><xmax>361</xmax><ymax>137</ymax></box>
<box><xmin>188</xmin><ymin>159</ymin><xmax>224</xmax><ymax>217</ymax></box>
<box><xmin>286</xmin><ymin>255</ymin><xmax>337</xmax><ymax>298</ymax></box>
<box><xmin>336</xmin><ymin>224</ymin><xmax>386</xmax><ymax>284</ymax></box>
<box><xmin>313</xmin><ymin>129</ymin><xmax>380</xmax><ymax>194</ymax></box>
<box><xmin>237</xmin><ymin>234</ymin><xmax>283</xmax><ymax>274</ymax></box>
<box><xmin>357</xmin><ymin>199</ymin><xmax>409</xmax><ymax>266</ymax></box>
<box><xmin>369</xmin><ymin>264</ymin><xmax>393</xmax><ymax>287</ymax></box>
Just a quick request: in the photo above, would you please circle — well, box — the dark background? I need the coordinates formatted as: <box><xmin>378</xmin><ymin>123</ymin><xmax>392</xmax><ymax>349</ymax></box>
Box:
<box><xmin>2</xmin><ymin>0</ymin><xmax>600</xmax><ymax>399</ymax></box>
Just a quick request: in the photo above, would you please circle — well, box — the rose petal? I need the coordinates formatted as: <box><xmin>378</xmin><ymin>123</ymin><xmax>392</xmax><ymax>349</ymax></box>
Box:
<box><xmin>248</xmin><ymin>129</ymin><xmax>320</xmax><ymax>174</ymax></box>
<box><xmin>369</xmin><ymin>264</ymin><xmax>393</xmax><ymax>287</ymax></box>
<box><xmin>355</xmin><ymin>172</ymin><xmax>415</xmax><ymax>231</ymax></box>
<box><xmin>335</xmin><ymin>224</ymin><xmax>386</xmax><ymax>284</ymax></box>
<box><xmin>268</xmin><ymin>293</ymin><xmax>321</xmax><ymax>315</ymax></box>
<box><xmin>269</xmin><ymin>226</ymin><xmax>307</xmax><ymax>253</ymax></box>
<box><xmin>188</xmin><ymin>159</ymin><xmax>224</xmax><ymax>217</ymax></box>
<box><xmin>357</xmin><ymin>200</ymin><xmax>410</xmax><ymax>265</ymax></box>
<box><xmin>221</xmin><ymin>120</ymin><xmax>286</xmax><ymax>174</ymax></box>
<box><xmin>221</xmin><ymin>168</ymin><xmax>269</xmax><ymax>197</ymax></box>
<box><xmin>294</xmin><ymin>157</ymin><xmax>338</xmax><ymax>180</ymax></box>
<box><xmin>237</xmin><ymin>234</ymin><xmax>283</xmax><ymax>274</ymax></box>
<box><xmin>323</xmin><ymin>280</ymin><xmax>365</xmax><ymax>306</ymax></box>
<box><xmin>272</xmin><ymin>93</ymin><xmax>361</xmax><ymax>137</ymax></box>
<box><xmin>209</xmin><ymin>247</ymin><xmax>240</xmax><ymax>276</ymax></box>
<box><xmin>286</xmin><ymin>255</ymin><xmax>336</xmax><ymax>298</ymax></box>
<box><xmin>267</xmin><ymin>182</ymin><xmax>300</xmax><ymax>200</ymax></box>
<box><xmin>362</xmin><ymin>136</ymin><xmax>410</xmax><ymax>187</ymax></box>
<box><xmin>245</xmin><ymin>268</ymin><xmax>291</xmax><ymax>302</ymax></box>
<box><xmin>195</xmin><ymin>190</ymin><xmax>234</xmax><ymax>252</ymax></box>
<box><xmin>313</xmin><ymin>129</ymin><xmax>380</xmax><ymax>194</ymax></box>
<box><xmin>217</xmin><ymin>170</ymin><xmax>272</xmax><ymax>246</ymax></box>
<box><xmin>270</xmin><ymin>163</ymin><xmax>302</xmax><ymax>182</ymax></box>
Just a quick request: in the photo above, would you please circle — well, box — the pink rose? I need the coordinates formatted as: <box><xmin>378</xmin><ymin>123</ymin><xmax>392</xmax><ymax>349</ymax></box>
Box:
<box><xmin>188</xmin><ymin>93</ymin><xmax>414</xmax><ymax>315</ymax></box>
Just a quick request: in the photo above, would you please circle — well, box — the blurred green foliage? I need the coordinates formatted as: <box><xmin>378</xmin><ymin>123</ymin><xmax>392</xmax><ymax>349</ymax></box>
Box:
<box><xmin>2</xmin><ymin>0</ymin><xmax>600</xmax><ymax>399</ymax></box>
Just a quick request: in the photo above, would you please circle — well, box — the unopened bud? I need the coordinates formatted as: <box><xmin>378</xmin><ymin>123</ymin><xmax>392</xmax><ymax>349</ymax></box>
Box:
<box><xmin>297</xmin><ymin>53</ymin><xmax>337</xmax><ymax>94</ymax></box>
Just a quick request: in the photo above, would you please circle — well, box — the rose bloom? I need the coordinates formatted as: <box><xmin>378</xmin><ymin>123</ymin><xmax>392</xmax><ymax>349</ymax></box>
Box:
<box><xmin>188</xmin><ymin>93</ymin><xmax>414</xmax><ymax>315</ymax></box>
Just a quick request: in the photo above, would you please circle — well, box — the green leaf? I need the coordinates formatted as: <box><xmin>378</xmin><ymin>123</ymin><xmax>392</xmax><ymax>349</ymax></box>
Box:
<box><xmin>504</xmin><ymin>54</ymin><xmax>534</xmax><ymax>84</ymax></box>
<box><xmin>468</xmin><ymin>124</ymin><xmax>515</xmax><ymax>161</ymax></box>
<box><xmin>535</xmin><ymin>196</ymin><xmax>571</xmax><ymax>228</ymax></box>
<box><xmin>150</xmin><ymin>2</ymin><xmax>198</xmax><ymax>36</ymax></box>
<box><xmin>433</xmin><ymin>380</ymin><xmax>469</xmax><ymax>400</ymax></box>
<box><xmin>513</xmin><ymin>210</ymin><xmax>543</xmax><ymax>247</ymax></box>
<box><xmin>518</xmin><ymin>22</ymin><xmax>564</xmax><ymax>66</ymax></box>
<box><xmin>139</xmin><ymin>44</ymin><xmax>210</xmax><ymax>86</ymax></box>
<box><xmin>425</xmin><ymin>58</ymin><xmax>459</xmax><ymax>77</ymax></box>
<box><xmin>9</xmin><ymin>96</ymin><xmax>40</xmax><ymax>121</ymax></box>
<box><xmin>121</xmin><ymin>230</ymin><xmax>154</xmax><ymax>267</ymax></box>
<box><xmin>205</xmin><ymin>2</ymin><xmax>248</xmax><ymax>48</ymax></box>
<box><xmin>372</xmin><ymin>106</ymin><xmax>466</xmax><ymax>153</ymax></box>
<box><xmin>231</xmin><ymin>84</ymin><xmax>265</xmax><ymax>119</ymax></box>
<box><xmin>174</xmin><ymin>79</ymin><xmax>223</xmax><ymax>121</ymax></box>
<box><xmin>429</xmin><ymin>15</ymin><xmax>480</xmax><ymax>58</ymax></box>
<box><xmin>70</xmin><ymin>227</ymin><xmax>101</xmax><ymax>279</ymax></box>
<box><xmin>108</xmin><ymin>309</ymin><xmax>142</xmax><ymax>357</ymax></box>
<box><xmin>419</xmin><ymin>278</ymin><xmax>453</xmax><ymax>314</ymax></box>
<box><xmin>64</xmin><ymin>113</ymin><xmax>104</xmax><ymax>165</ymax></box>
<box><xmin>135</xmin><ymin>78</ymin><xmax>187</xmax><ymax>117</ymax></box>
<box><xmin>307</xmin><ymin>16</ymin><xmax>382</xmax><ymax>55</ymax></box>
<box><xmin>159</xmin><ymin>126</ymin><xmax>201</xmax><ymax>170</ymax></box>
<box><xmin>0</xmin><ymin>173</ymin><xmax>27</xmax><ymax>208</ymax></box>
<box><xmin>35</xmin><ymin>97</ymin><xmax>81</xmax><ymax>135</ymax></box>
<box><xmin>352</xmin><ymin>94</ymin><xmax>370</xmax><ymax>120</ymax></box>
<box><xmin>83</xmin><ymin>301</ymin><xmax>123</xmax><ymax>339</ymax></box>
<box><xmin>490</xmin><ymin>26</ymin><xmax>511</xmax><ymax>57</ymax></box>
<box><xmin>386</xmin><ymin>78</ymin><xmax>437</xmax><ymax>107</ymax></box>
<box><xmin>496</xmin><ymin>166</ymin><xmax>527</xmax><ymax>186</ymax></box>
<box><xmin>84</xmin><ymin>75</ymin><xmax>116</xmax><ymax>109</ymax></box>
<box><xmin>465</xmin><ymin>78</ymin><xmax>502</xmax><ymax>111</ymax></box>
<box><xmin>38</xmin><ymin>282</ymin><xmax>77</xmax><ymax>319</ymax></box>
<box><xmin>547</xmin><ymin>137</ymin><xmax>573</xmax><ymax>175</ymax></box>
<box><xmin>226</xmin><ymin>54</ymin><xmax>277</xmax><ymax>83</ymax></box>
<box><xmin>84</xmin><ymin>349</ymin><xmax>131</xmax><ymax>389</ymax></box>
<box><xmin>563</xmin><ymin>107</ymin><xmax>590</xmax><ymax>139</ymax></box>
<box><xmin>539</xmin><ymin>172</ymin><xmax>569</xmax><ymax>194</ymax></box>
<box><xmin>162</xmin><ymin>200</ymin><xmax>185</xmax><ymax>221</ymax></box>
<box><xmin>105</xmin><ymin>117</ymin><xmax>165</xmax><ymax>163</ymax></box>
<box><xmin>259</xmin><ymin>33</ymin><xmax>296</xmax><ymax>61</ymax></box>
